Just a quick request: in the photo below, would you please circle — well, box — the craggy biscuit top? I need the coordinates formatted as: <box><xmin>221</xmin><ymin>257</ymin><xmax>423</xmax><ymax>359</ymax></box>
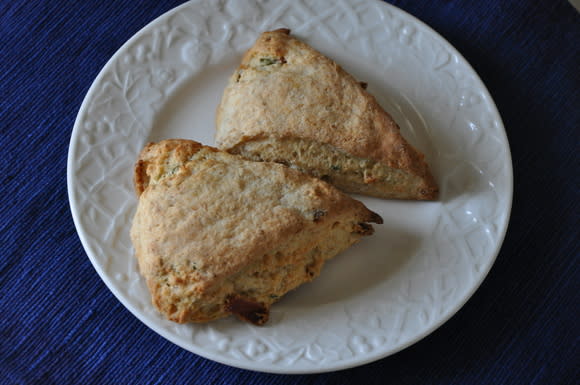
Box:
<box><xmin>215</xmin><ymin>29</ymin><xmax>437</xmax><ymax>199</ymax></box>
<box><xmin>134</xmin><ymin>146</ymin><xmax>373</xmax><ymax>282</ymax></box>
<box><xmin>130</xmin><ymin>140</ymin><xmax>382</xmax><ymax>324</ymax></box>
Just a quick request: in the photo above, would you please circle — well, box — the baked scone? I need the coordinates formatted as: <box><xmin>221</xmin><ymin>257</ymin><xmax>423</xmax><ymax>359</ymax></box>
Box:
<box><xmin>216</xmin><ymin>28</ymin><xmax>438</xmax><ymax>200</ymax></box>
<box><xmin>130</xmin><ymin>139</ymin><xmax>382</xmax><ymax>325</ymax></box>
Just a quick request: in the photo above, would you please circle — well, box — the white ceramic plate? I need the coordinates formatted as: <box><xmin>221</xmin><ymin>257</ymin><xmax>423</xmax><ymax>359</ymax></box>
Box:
<box><xmin>68</xmin><ymin>0</ymin><xmax>512</xmax><ymax>374</ymax></box>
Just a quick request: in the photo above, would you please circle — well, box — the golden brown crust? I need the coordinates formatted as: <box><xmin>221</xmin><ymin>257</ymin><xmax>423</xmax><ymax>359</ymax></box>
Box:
<box><xmin>133</xmin><ymin>139</ymin><xmax>206</xmax><ymax>196</ymax></box>
<box><xmin>130</xmin><ymin>139</ymin><xmax>381</xmax><ymax>324</ymax></box>
<box><xmin>216</xmin><ymin>29</ymin><xmax>438</xmax><ymax>200</ymax></box>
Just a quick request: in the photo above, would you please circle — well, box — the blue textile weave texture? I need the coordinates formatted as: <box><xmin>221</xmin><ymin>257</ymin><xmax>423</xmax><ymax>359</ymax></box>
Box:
<box><xmin>1</xmin><ymin>0</ymin><xmax>578</xmax><ymax>384</ymax></box>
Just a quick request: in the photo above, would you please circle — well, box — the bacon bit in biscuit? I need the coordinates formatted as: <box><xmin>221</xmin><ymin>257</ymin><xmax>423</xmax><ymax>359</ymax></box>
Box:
<box><xmin>312</xmin><ymin>209</ymin><xmax>327</xmax><ymax>222</ymax></box>
<box><xmin>353</xmin><ymin>222</ymin><xmax>374</xmax><ymax>236</ymax></box>
<box><xmin>225</xmin><ymin>295</ymin><xmax>269</xmax><ymax>325</ymax></box>
<box><xmin>368</xmin><ymin>211</ymin><xmax>384</xmax><ymax>224</ymax></box>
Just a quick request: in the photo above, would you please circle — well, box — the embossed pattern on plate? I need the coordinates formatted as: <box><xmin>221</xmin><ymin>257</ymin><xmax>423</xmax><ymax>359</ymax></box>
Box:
<box><xmin>68</xmin><ymin>0</ymin><xmax>512</xmax><ymax>374</ymax></box>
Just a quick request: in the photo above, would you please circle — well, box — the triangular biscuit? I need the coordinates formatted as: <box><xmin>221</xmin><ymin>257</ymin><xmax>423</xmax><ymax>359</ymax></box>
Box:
<box><xmin>130</xmin><ymin>139</ymin><xmax>382</xmax><ymax>325</ymax></box>
<box><xmin>216</xmin><ymin>29</ymin><xmax>438</xmax><ymax>200</ymax></box>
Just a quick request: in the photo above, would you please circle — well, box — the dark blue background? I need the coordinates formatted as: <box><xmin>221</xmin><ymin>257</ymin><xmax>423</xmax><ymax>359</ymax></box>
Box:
<box><xmin>1</xmin><ymin>1</ymin><xmax>578</xmax><ymax>384</ymax></box>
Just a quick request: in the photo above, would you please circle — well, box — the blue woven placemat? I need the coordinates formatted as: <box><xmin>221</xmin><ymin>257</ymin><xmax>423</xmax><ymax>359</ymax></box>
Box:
<box><xmin>1</xmin><ymin>1</ymin><xmax>578</xmax><ymax>384</ymax></box>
